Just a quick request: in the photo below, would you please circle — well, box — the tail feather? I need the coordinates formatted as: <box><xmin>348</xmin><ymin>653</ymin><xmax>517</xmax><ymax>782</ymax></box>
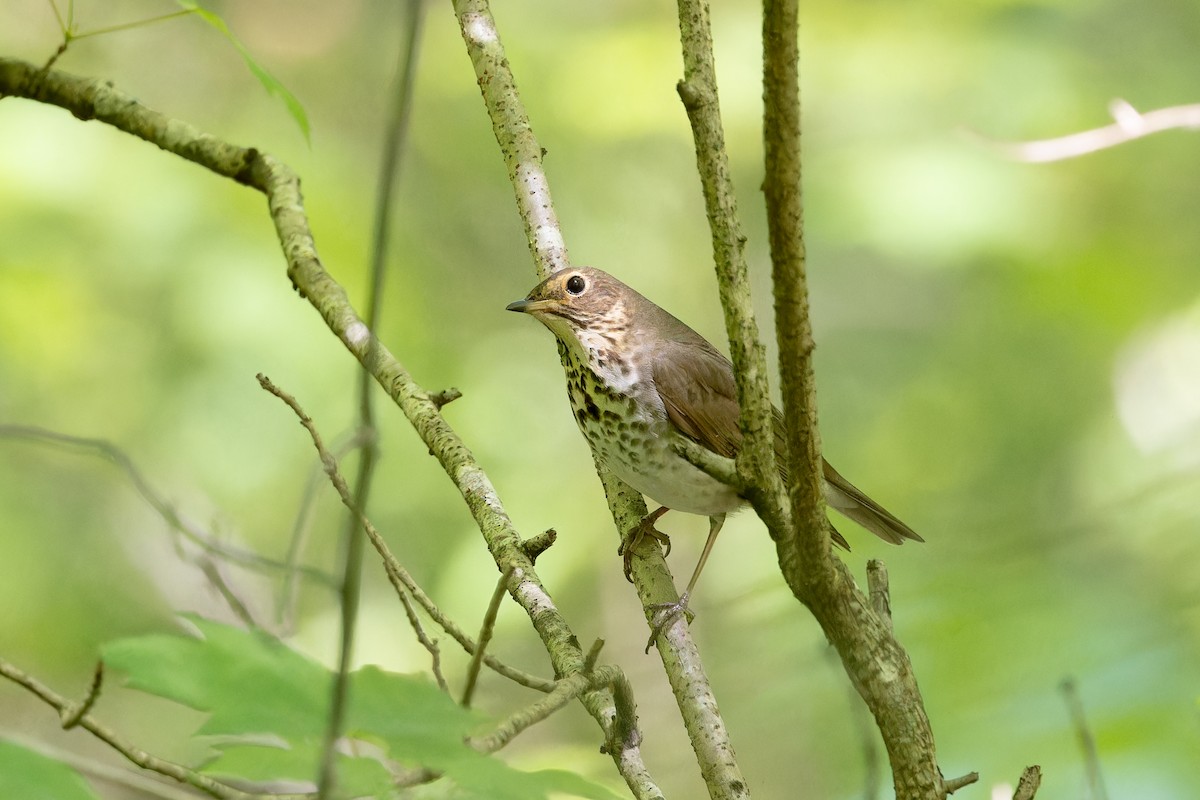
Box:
<box><xmin>822</xmin><ymin>459</ymin><xmax>923</xmax><ymax>546</ymax></box>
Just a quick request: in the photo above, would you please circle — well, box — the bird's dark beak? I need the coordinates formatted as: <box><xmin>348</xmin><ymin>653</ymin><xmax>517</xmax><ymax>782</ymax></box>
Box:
<box><xmin>506</xmin><ymin>297</ymin><xmax>555</xmax><ymax>314</ymax></box>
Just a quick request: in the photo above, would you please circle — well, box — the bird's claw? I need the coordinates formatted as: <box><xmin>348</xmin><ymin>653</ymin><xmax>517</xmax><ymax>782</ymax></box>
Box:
<box><xmin>644</xmin><ymin>592</ymin><xmax>694</xmax><ymax>653</ymax></box>
<box><xmin>618</xmin><ymin>508</ymin><xmax>671</xmax><ymax>582</ymax></box>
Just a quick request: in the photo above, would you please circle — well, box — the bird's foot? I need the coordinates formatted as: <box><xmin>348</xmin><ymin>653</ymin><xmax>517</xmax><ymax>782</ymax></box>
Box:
<box><xmin>619</xmin><ymin>507</ymin><xmax>671</xmax><ymax>582</ymax></box>
<box><xmin>644</xmin><ymin>592</ymin><xmax>694</xmax><ymax>653</ymax></box>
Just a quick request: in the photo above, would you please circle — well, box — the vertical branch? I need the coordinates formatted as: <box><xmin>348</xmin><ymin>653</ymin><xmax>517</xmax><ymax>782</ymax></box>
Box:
<box><xmin>454</xmin><ymin>0</ymin><xmax>569</xmax><ymax>278</ymax></box>
<box><xmin>762</xmin><ymin>0</ymin><xmax>833</xmax><ymax>576</ymax></box>
<box><xmin>675</xmin><ymin>0</ymin><xmax>784</xmax><ymax>519</ymax></box>
<box><xmin>454</xmin><ymin>3</ymin><xmax>745</xmax><ymax>796</ymax></box>
<box><xmin>317</xmin><ymin>3</ymin><xmax>426</xmax><ymax>796</ymax></box>
<box><xmin>761</xmin><ymin>4</ymin><xmax>943</xmax><ymax>797</ymax></box>
<box><xmin>1060</xmin><ymin>678</ymin><xmax>1108</xmax><ymax>800</ymax></box>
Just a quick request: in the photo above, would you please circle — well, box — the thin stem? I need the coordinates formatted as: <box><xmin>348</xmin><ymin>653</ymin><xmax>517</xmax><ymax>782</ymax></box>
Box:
<box><xmin>462</xmin><ymin>566</ymin><xmax>513</xmax><ymax>707</ymax></box>
<box><xmin>0</xmin><ymin>658</ymin><xmax>304</xmax><ymax>800</ymax></box>
<box><xmin>69</xmin><ymin>10</ymin><xmax>194</xmax><ymax>40</ymax></box>
<box><xmin>317</xmin><ymin>3</ymin><xmax>425</xmax><ymax>795</ymax></box>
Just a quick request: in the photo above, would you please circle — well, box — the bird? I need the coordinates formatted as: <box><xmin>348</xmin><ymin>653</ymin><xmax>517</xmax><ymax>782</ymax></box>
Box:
<box><xmin>506</xmin><ymin>266</ymin><xmax>921</xmax><ymax>646</ymax></box>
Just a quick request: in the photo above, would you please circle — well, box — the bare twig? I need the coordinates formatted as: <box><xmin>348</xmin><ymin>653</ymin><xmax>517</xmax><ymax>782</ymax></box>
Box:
<box><xmin>462</xmin><ymin>566</ymin><xmax>514</xmax><ymax>708</ymax></box>
<box><xmin>1061</xmin><ymin>678</ymin><xmax>1108</xmax><ymax>800</ymax></box>
<box><xmin>967</xmin><ymin>100</ymin><xmax>1200</xmax><ymax>163</ymax></box>
<box><xmin>1012</xmin><ymin>765</ymin><xmax>1043</xmax><ymax>800</ymax></box>
<box><xmin>60</xmin><ymin>660</ymin><xmax>104</xmax><ymax>730</ymax></box>
<box><xmin>198</xmin><ymin>558</ymin><xmax>260</xmax><ymax>628</ymax></box>
<box><xmin>429</xmin><ymin>387</ymin><xmax>462</xmax><ymax>409</ymax></box>
<box><xmin>943</xmin><ymin>772</ymin><xmax>978</xmax><ymax>793</ymax></box>
<box><xmin>0</xmin><ymin>658</ymin><xmax>302</xmax><ymax>800</ymax></box>
<box><xmin>469</xmin><ymin>663</ymin><xmax>639</xmax><ymax>755</ymax></box>
<box><xmin>257</xmin><ymin>373</ymin><xmax>552</xmax><ymax>694</ymax></box>
<box><xmin>520</xmin><ymin>528</ymin><xmax>557</xmax><ymax>563</ymax></box>
<box><xmin>317</xmin><ymin>0</ymin><xmax>428</xmax><ymax>790</ymax></box>
<box><xmin>0</xmin><ymin>54</ymin><xmax>659</xmax><ymax>798</ymax></box>
<box><xmin>867</xmin><ymin>560</ymin><xmax>892</xmax><ymax>634</ymax></box>
<box><xmin>0</xmin><ymin>425</ymin><xmax>336</xmax><ymax>588</ymax></box>
<box><xmin>394</xmin><ymin>585</ymin><xmax>448</xmax><ymax>693</ymax></box>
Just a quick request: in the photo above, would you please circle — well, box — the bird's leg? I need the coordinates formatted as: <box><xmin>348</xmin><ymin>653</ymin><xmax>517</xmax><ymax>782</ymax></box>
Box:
<box><xmin>644</xmin><ymin>512</ymin><xmax>726</xmax><ymax>653</ymax></box>
<box><xmin>619</xmin><ymin>505</ymin><xmax>672</xmax><ymax>582</ymax></box>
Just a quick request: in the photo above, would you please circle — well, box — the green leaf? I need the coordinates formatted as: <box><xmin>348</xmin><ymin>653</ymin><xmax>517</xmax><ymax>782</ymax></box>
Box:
<box><xmin>102</xmin><ymin>615</ymin><xmax>329</xmax><ymax>738</ymax></box>
<box><xmin>103</xmin><ymin>618</ymin><xmax>621</xmax><ymax>800</ymax></box>
<box><xmin>203</xmin><ymin>743</ymin><xmax>392</xmax><ymax>800</ymax></box>
<box><xmin>176</xmin><ymin>1</ymin><xmax>311</xmax><ymax>142</ymax></box>
<box><xmin>0</xmin><ymin>739</ymin><xmax>101</xmax><ymax>800</ymax></box>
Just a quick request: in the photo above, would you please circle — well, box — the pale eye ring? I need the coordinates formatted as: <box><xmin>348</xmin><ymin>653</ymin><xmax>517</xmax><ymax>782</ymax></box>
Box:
<box><xmin>566</xmin><ymin>274</ymin><xmax>586</xmax><ymax>295</ymax></box>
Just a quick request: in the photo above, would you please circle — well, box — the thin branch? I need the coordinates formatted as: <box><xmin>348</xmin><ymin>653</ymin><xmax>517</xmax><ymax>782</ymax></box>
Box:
<box><xmin>866</xmin><ymin>560</ymin><xmax>892</xmax><ymax>634</ymax></box>
<box><xmin>0</xmin><ymin>658</ymin><xmax>304</xmax><ymax>800</ymax></box>
<box><xmin>469</xmin><ymin>663</ymin><xmax>637</xmax><ymax>755</ymax></box>
<box><xmin>967</xmin><ymin>100</ymin><xmax>1200</xmax><ymax>163</ymax></box>
<box><xmin>1060</xmin><ymin>678</ymin><xmax>1108</xmax><ymax>800</ymax></box>
<box><xmin>257</xmin><ymin>374</ymin><xmax>550</xmax><ymax>694</ymax></box>
<box><xmin>452</xmin><ymin>0</ymin><xmax>569</xmax><ymax>277</ymax></box>
<box><xmin>943</xmin><ymin>772</ymin><xmax>978</xmax><ymax>794</ymax></box>
<box><xmin>59</xmin><ymin>660</ymin><xmax>104</xmax><ymax>729</ymax></box>
<box><xmin>198</xmin><ymin>558</ymin><xmax>260</xmax><ymax>628</ymax></box>
<box><xmin>1012</xmin><ymin>765</ymin><xmax>1043</xmax><ymax>800</ymax></box>
<box><xmin>675</xmin><ymin>0</ymin><xmax>783</xmax><ymax>531</ymax></box>
<box><xmin>595</xmin><ymin>466</ymin><xmax>745</xmax><ymax>800</ymax></box>
<box><xmin>0</xmin><ymin>425</ymin><xmax>337</xmax><ymax>588</ymax></box>
<box><xmin>318</xmin><ymin>1</ymin><xmax>427</xmax><ymax>793</ymax></box>
<box><xmin>0</xmin><ymin>54</ymin><xmax>659</xmax><ymax>799</ymax></box>
<box><xmin>462</xmin><ymin>566</ymin><xmax>513</xmax><ymax>707</ymax></box>
<box><xmin>395</xmin><ymin>584</ymin><xmax>448</xmax><ymax>693</ymax></box>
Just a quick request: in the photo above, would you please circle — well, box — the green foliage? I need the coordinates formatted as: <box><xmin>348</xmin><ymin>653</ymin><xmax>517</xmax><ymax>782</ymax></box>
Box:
<box><xmin>176</xmin><ymin>1</ymin><xmax>311</xmax><ymax>143</ymax></box>
<box><xmin>0</xmin><ymin>740</ymin><xmax>100</xmax><ymax>800</ymax></box>
<box><xmin>102</xmin><ymin>617</ymin><xmax>618</xmax><ymax>799</ymax></box>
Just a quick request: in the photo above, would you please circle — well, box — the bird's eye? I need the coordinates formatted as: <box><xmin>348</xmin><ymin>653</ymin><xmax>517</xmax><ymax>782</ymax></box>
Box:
<box><xmin>565</xmin><ymin>274</ymin><xmax>586</xmax><ymax>295</ymax></box>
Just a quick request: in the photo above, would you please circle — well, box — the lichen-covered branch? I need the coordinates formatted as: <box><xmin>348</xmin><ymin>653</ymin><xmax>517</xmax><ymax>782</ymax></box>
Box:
<box><xmin>0</xmin><ymin>55</ymin><xmax>657</xmax><ymax>798</ymax></box>
<box><xmin>450</xmin><ymin>4</ymin><xmax>747</xmax><ymax>797</ymax></box>
<box><xmin>0</xmin><ymin>657</ymin><xmax>291</xmax><ymax>800</ymax></box>
<box><xmin>452</xmin><ymin>0</ymin><xmax>569</xmax><ymax>277</ymax></box>
<box><xmin>674</xmin><ymin>0</ymin><xmax>785</xmax><ymax>529</ymax></box>
<box><xmin>761</xmin><ymin>3</ymin><xmax>944</xmax><ymax>796</ymax></box>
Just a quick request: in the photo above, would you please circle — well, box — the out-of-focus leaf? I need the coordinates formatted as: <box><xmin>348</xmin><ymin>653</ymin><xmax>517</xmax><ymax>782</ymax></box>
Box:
<box><xmin>101</xmin><ymin>615</ymin><xmax>328</xmax><ymax>738</ymax></box>
<box><xmin>0</xmin><ymin>739</ymin><xmax>101</xmax><ymax>800</ymax></box>
<box><xmin>102</xmin><ymin>619</ymin><xmax>619</xmax><ymax>799</ymax></box>
<box><xmin>176</xmin><ymin>1</ymin><xmax>311</xmax><ymax>142</ymax></box>
<box><xmin>202</xmin><ymin>743</ymin><xmax>392</xmax><ymax>800</ymax></box>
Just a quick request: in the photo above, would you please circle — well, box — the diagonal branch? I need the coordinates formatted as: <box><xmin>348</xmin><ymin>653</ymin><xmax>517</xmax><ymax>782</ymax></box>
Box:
<box><xmin>0</xmin><ymin>54</ymin><xmax>657</xmax><ymax>798</ymax></box>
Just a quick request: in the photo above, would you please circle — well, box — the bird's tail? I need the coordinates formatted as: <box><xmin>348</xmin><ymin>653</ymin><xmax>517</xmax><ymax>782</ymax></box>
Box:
<box><xmin>822</xmin><ymin>459</ymin><xmax>923</xmax><ymax>546</ymax></box>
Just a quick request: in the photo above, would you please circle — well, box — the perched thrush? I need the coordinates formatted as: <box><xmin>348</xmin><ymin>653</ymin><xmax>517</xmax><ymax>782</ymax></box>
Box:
<box><xmin>507</xmin><ymin>266</ymin><xmax>921</xmax><ymax>642</ymax></box>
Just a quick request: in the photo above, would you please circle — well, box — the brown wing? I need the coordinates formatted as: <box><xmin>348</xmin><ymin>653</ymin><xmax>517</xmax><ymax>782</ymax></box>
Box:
<box><xmin>650</xmin><ymin>337</ymin><xmax>743</xmax><ymax>459</ymax></box>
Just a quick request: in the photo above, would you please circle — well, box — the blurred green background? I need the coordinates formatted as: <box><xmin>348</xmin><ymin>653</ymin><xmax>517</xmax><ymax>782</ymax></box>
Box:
<box><xmin>2</xmin><ymin>0</ymin><xmax>1199</xmax><ymax>797</ymax></box>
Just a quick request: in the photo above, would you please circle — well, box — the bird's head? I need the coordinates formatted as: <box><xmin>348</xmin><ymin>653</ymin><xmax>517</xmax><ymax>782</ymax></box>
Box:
<box><xmin>506</xmin><ymin>267</ymin><xmax>628</xmax><ymax>342</ymax></box>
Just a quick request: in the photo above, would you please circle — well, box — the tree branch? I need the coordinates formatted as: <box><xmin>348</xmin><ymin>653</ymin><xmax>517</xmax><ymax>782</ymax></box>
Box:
<box><xmin>967</xmin><ymin>99</ymin><xmax>1200</xmax><ymax>163</ymax></box>
<box><xmin>0</xmin><ymin>658</ymin><xmax>299</xmax><ymax>800</ymax></box>
<box><xmin>0</xmin><ymin>54</ymin><xmax>658</xmax><ymax>796</ymax></box>
<box><xmin>675</xmin><ymin>0</ymin><xmax>785</xmax><ymax>528</ymax></box>
<box><xmin>451</xmin><ymin>3</ymin><xmax>743</xmax><ymax>796</ymax></box>
<box><xmin>760</xmin><ymin>4</ymin><xmax>944</xmax><ymax>797</ymax></box>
